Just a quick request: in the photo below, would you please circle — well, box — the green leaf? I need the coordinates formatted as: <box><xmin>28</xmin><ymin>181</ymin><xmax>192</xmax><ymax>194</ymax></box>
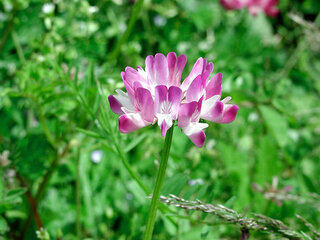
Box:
<box><xmin>0</xmin><ymin>216</ymin><xmax>8</xmax><ymax>233</ymax></box>
<box><xmin>183</xmin><ymin>184</ymin><xmax>200</xmax><ymax>200</ymax></box>
<box><xmin>161</xmin><ymin>214</ymin><xmax>176</xmax><ymax>236</ymax></box>
<box><xmin>259</xmin><ymin>105</ymin><xmax>289</xmax><ymax>147</ymax></box>
<box><xmin>0</xmin><ymin>188</ymin><xmax>27</xmax><ymax>205</ymax></box>
<box><xmin>255</xmin><ymin>135</ymin><xmax>283</xmax><ymax>184</ymax></box>
<box><xmin>162</xmin><ymin>173</ymin><xmax>188</xmax><ymax>196</ymax></box>
<box><xmin>201</xmin><ymin>225</ymin><xmax>210</xmax><ymax>240</ymax></box>
<box><xmin>77</xmin><ymin>128</ymin><xmax>104</xmax><ymax>139</ymax></box>
<box><xmin>15</xmin><ymin>134</ymin><xmax>51</xmax><ymax>179</ymax></box>
<box><xmin>124</xmin><ymin>134</ymin><xmax>147</xmax><ymax>152</ymax></box>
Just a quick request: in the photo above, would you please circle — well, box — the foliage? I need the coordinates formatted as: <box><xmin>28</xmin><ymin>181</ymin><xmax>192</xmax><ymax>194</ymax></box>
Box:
<box><xmin>0</xmin><ymin>0</ymin><xmax>320</xmax><ymax>239</ymax></box>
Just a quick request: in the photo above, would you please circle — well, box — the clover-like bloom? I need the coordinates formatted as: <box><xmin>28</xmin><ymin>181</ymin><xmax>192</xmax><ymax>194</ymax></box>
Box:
<box><xmin>220</xmin><ymin>0</ymin><xmax>279</xmax><ymax>17</ymax></box>
<box><xmin>108</xmin><ymin>53</ymin><xmax>238</xmax><ymax>147</ymax></box>
<box><xmin>220</xmin><ymin>0</ymin><xmax>246</xmax><ymax>10</ymax></box>
<box><xmin>246</xmin><ymin>0</ymin><xmax>279</xmax><ymax>17</ymax></box>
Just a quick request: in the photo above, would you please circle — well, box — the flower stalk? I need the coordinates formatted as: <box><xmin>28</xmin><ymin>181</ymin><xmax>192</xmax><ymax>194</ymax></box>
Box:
<box><xmin>143</xmin><ymin>125</ymin><xmax>174</xmax><ymax>240</ymax></box>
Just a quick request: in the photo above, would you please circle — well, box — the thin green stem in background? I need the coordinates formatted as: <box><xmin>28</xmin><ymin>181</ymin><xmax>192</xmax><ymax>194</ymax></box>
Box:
<box><xmin>108</xmin><ymin>0</ymin><xmax>144</xmax><ymax>63</ymax></box>
<box><xmin>0</xmin><ymin>0</ymin><xmax>17</xmax><ymax>53</ymax></box>
<box><xmin>11</xmin><ymin>30</ymin><xmax>26</xmax><ymax>64</ymax></box>
<box><xmin>75</xmin><ymin>148</ymin><xmax>81</xmax><ymax>239</ymax></box>
<box><xmin>143</xmin><ymin>125</ymin><xmax>174</xmax><ymax>240</ymax></box>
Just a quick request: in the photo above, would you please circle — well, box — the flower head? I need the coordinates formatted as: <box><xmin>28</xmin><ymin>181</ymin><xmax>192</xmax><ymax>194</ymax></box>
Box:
<box><xmin>246</xmin><ymin>0</ymin><xmax>279</xmax><ymax>17</ymax></box>
<box><xmin>108</xmin><ymin>53</ymin><xmax>238</xmax><ymax>147</ymax></box>
<box><xmin>220</xmin><ymin>0</ymin><xmax>247</xmax><ymax>10</ymax></box>
<box><xmin>220</xmin><ymin>0</ymin><xmax>279</xmax><ymax>17</ymax></box>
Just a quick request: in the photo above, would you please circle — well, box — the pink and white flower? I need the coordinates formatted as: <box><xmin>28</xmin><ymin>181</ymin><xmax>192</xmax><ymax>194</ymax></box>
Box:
<box><xmin>246</xmin><ymin>0</ymin><xmax>279</xmax><ymax>17</ymax></box>
<box><xmin>220</xmin><ymin>0</ymin><xmax>279</xmax><ymax>17</ymax></box>
<box><xmin>220</xmin><ymin>0</ymin><xmax>247</xmax><ymax>10</ymax></box>
<box><xmin>108</xmin><ymin>53</ymin><xmax>238</xmax><ymax>148</ymax></box>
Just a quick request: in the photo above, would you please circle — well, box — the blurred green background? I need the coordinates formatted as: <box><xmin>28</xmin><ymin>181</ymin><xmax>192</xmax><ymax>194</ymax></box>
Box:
<box><xmin>1</xmin><ymin>0</ymin><xmax>320</xmax><ymax>239</ymax></box>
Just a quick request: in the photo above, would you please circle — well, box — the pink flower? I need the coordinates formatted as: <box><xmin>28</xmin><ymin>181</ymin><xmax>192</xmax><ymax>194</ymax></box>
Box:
<box><xmin>220</xmin><ymin>0</ymin><xmax>279</xmax><ymax>17</ymax></box>
<box><xmin>246</xmin><ymin>0</ymin><xmax>279</xmax><ymax>17</ymax></box>
<box><xmin>220</xmin><ymin>0</ymin><xmax>246</xmax><ymax>10</ymax></box>
<box><xmin>108</xmin><ymin>53</ymin><xmax>238</xmax><ymax>148</ymax></box>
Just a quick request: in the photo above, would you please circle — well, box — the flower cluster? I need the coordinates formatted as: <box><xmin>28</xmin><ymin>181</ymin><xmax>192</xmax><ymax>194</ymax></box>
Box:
<box><xmin>221</xmin><ymin>0</ymin><xmax>279</xmax><ymax>17</ymax></box>
<box><xmin>108</xmin><ymin>53</ymin><xmax>238</xmax><ymax>148</ymax></box>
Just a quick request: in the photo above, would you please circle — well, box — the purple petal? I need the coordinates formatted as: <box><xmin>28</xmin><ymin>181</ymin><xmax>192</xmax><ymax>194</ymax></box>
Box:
<box><xmin>123</xmin><ymin>67</ymin><xmax>146</xmax><ymax>101</ymax></box>
<box><xmin>193</xmin><ymin>97</ymin><xmax>203</xmax><ymax>122</ymax></box>
<box><xmin>167</xmin><ymin>52</ymin><xmax>187</xmax><ymax>86</ymax></box>
<box><xmin>168</xmin><ymin>86</ymin><xmax>182</xmax><ymax>105</ymax></box>
<box><xmin>167</xmin><ymin>52</ymin><xmax>177</xmax><ymax>72</ymax></box>
<box><xmin>121</xmin><ymin>71</ymin><xmax>125</xmax><ymax>81</ymax></box>
<box><xmin>119</xmin><ymin>113</ymin><xmax>150</xmax><ymax>133</ymax></box>
<box><xmin>145</xmin><ymin>55</ymin><xmax>154</xmax><ymax>75</ymax></box>
<box><xmin>189</xmin><ymin>130</ymin><xmax>206</xmax><ymax>148</ymax></box>
<box><xmin>124</xmin><ymin>67</ymin><xmax>145</xmax><ymax>85</ymax></box>
<box><xmin>177</xmin><ymin>55</ymin><xmax>187</xmax><ymax>78</ymax></box>
<box><xmin>145</xmin><ymin>55</ymin><xmax>155</xmax><ymax>85</ymax></box>
<box><xmin>134</xmin><ymin>88</ymin><xmax>154</xmax><ymax>122</ymax></box>
<box><xmin>168</xmin><ymin>86</ymin><xmax>182</xmax><ymax>119</ymax></box>
<box><xmin>220</xmin><ymin>0</ymin><xmax>244</xmax><ymax>10</ymax></box>
<box><xmin>178</xmin><ymin>102</ymin><xmax>198</xmax><ymax>128</ymax></box>
<box><xmin>219</xmin><ymin>105</ymin><xmax>239</xmax><ymax>123</ymax></box>
<box><xmin>181</xmin><ymin>57</ymin><xmax>204</xmax><ymax>91</ymax></box>
<box><xmin>133</xmin><ymin>81</ymin><xmax>143</xmax><ymax>90</ymax></box>
<box><xmin>201</xmin><ymin>100</ymin><xmax>224</xmax><ymax>122</ymax></box>
<box><xmin>154</xmin><ymin>53</ymin><xmax>168</xmax><ymax>85</ymax></box>
<box><xmin>201</xmin><ymin>62</ymin><xmax>214</xmax><ymax>85</ymax></box>
<box><xmin>155</xmin><ymin>85</ymin><xmax>168</xmax><ymax>113</ymax></box>
<box><xmin>185</xmin><ymin>75</ymin><xmax>203</xmax><ymax>102</ymax></box>
<box><xmin>206</xmin><ymin>73</ymin><xmax>222</xmax><ymax>99</ymax></box>
<box><xmin>108</xmin><ymin>95</ymin><xmax>124</xmax><ymax>115</ymax></box>
<box><xmin>161</xmin><ymin>120</ymin><xmax>170</xmax><ymax>138</ymax></box>
<box><xmin>157</xmin><ymin>114</ymin><xmax>173</xmax><ymax>137</ymax></box>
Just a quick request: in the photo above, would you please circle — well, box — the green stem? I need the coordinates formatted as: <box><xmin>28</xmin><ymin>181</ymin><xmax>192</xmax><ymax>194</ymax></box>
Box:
<box><xmin>11</xmin><ymin>30</ymin><xmax>26</xmax><ymax>64</ymax></box>
<box><xmin>113</xmin><ymin>138</ymin><xmax>150</xmax><ymax>194</ymax></box>
<box><xmin>34</xmin><ymin>99</ymin><xmax>56</xmax><ymax>149</ymax></box>
<box><xmin>0</xmin><ymin>0</ymin><xmax>17</xmax><ymax>53</ymax></box>
<box><xmin>144</xmin><ymin>126</ymin><xmax>174</xmax><ymax>240</ymax></box>
<box><xmin>108</xmin><ymin>0</ymin><xmax>144</xmax><ymax>63</ymax></box>
<box><xmin>75</xmin><ymin>148</ymin><xmax>81</xmax><ymax>239</ymax></box>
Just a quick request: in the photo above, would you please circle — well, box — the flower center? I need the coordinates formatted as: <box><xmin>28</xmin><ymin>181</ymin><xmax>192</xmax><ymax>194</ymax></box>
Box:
<box><xmin>161</xmin><ymin>101</ymin><xmax>173</xmax><ymax>114</ymax></box>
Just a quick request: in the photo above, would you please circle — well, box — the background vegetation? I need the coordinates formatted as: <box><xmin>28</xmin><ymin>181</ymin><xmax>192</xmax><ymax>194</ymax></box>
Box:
<box><xmin>1</xmin><ymin>0</ymin><xmax>320</xmax><ymax>239</ymax></box>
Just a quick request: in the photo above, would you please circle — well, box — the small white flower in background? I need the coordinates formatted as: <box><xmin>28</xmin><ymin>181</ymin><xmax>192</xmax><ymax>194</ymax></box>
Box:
<box><xmin>206</xmin><ymin>139</ymin><xmax>216</xmax><ymax>150</ymax></box>
<box><xmin>91</xmin><ymin>150</ymin><xmax>103</xmax><ymax>164</ymax></box>
<box><xmin>4</xmin><ymin>2</ymin><xmax>13</xmax><ymax>12</ymax></box>
<box><xmin>36</xmin><ymin>55</ymin><xmax>45</xmax><ymax>63</ymax></box>
<box><xmin>6</xmin><ymin>169</ymin><xmax>16</xmax><ymax>185</ymax></box>
<box><xmin>0</xmin><ymin>150</ymin><xmax>10</xmax><ymax>167</ymax></box>
<box><xmin>235</xmin><ymin>76</ymin><xmax>243</xmax><ymax>87</ymax></box>
<box><xmin>0</xmin><ymin>12</ymin><xmax>7</xmax><ymax>22</ymax></box>
<box><xmin>88</xmin><ymin>6</ymin><xmax>98</xmax><ymax>14</ymax></box>
<box><xmin>36</xmin><ymin>228</ymin><xmax>50</xmax><ymax>240</ymax></box>
<box><xmin>177</xmin><ymin>42</ymin><xmax>190</xmax><ymax>53</ymax></box>
<box><xmin>188</xmin><ymin>178</ymin><xmax>204</xmax><ymax>186</ymax></box>
<box><xmin>153</xmin><ymin>15</ymin><xmax>167</xmax><ymax>27</ymax></box>
<box><xmin>288</xmin><ymin>129</ymin><xmax>299</xmax><ymax>142</ymax></box>
<box><xmin>6</xmin><ymin>169</ymin><xmax>16</xmax><ymax>178</ymax></box>
<box><xmin>42</xmin><ymin>3</ymin><xmax>55</xmax><ymax>14</ymax></box>
<box><xmin>248</xmin><ymin>112</ymin><xmax>258</xmax><ymax>122</ymax></box>
<box><xmin>126</xmin><ymin>193</ymin><xmax>133</xmax><ymax>200</ymax></box>
<box><xmin>198</xmin><ymin>40</ymin><xmax>211</xmax><ymax>51</ymax></box>
<box><xmin>118</xmin><ymin>22</ymin><xmax>127</xmax><ymax>32</ymax></box>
